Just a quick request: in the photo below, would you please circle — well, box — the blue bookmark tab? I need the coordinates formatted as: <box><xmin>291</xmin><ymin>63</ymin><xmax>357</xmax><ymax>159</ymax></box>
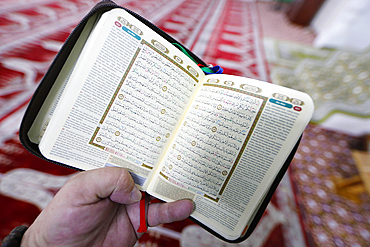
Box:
<box><xmin>172</xmin><ymin>43</ymin><xmax>223</xmax><ymax>74</ymax></box>
<box><xmin>203</xmin><ymin>65</ymin><xmax>223</xmax><ymax>74</ymax></box>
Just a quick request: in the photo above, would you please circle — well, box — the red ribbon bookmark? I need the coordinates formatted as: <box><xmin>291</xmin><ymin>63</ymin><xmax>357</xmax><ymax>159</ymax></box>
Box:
<box><xmin>137</xmin><ymin>192</ymin><xmax>148</xmax><ymax>233</ymax></box>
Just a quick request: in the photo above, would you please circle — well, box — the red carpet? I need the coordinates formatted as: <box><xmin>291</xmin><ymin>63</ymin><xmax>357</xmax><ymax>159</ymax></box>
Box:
<box><xmin>0</xmin><ymin>1</ymin><xmax>307</xmax><ymax>246</ymax></box>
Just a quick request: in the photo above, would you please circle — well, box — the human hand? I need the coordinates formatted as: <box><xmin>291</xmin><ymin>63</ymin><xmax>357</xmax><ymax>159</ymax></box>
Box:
<box><xmin>21</xmin><ymin>167</ymin><xmax>193</xmax><ymax>247</ymax></box>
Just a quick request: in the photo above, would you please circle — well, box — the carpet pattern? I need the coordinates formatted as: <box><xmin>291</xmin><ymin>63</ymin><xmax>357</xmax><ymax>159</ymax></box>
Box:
<box><xmin>1</xmin><ymin>1</ymin><xmax>315</xmax><ymax>246</ymax></box>
<box><xmin>289</xmin><ymin>124</ymin><xmax>370</xmax><ymax>246</ymax></box>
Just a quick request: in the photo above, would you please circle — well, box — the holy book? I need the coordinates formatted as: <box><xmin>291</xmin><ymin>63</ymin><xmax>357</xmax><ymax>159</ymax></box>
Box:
<box><xmin>21</xmin><ymin>5</ymin><xmax>314</xmax><ymax>242</ymax></box>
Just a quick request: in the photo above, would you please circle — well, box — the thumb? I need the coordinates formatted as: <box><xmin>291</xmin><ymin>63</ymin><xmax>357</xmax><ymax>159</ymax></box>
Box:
<box><xmin>147</xmin><ymin>199</ymin><xmax>194</xmax><ymax>227</ymax></box>
<box><xmin>60</xmin><ymin>167</ymin><xmax>142</xmax><ymax>205</ymax></box>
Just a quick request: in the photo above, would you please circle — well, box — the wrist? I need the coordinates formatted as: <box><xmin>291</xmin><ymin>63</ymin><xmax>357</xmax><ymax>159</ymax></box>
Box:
<box><xmin>19</xmin><ymin>225</ymin><xmax>42</xmax><ymax>247</ymax></box>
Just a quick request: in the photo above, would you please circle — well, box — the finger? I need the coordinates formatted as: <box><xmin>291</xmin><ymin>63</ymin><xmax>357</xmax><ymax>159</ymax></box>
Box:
<box><xmin>147</xmin><ymin>199</ymin><xmax>194</xmax><ymax>227</ymax></box>
<box><xmin>60</xmin><ymin>167</ymin><xmax>142</xmax><ymax>205</ymax></box>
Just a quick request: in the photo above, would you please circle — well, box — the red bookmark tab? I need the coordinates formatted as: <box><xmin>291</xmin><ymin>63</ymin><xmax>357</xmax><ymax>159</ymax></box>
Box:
<box><xmin>137</xmin><ymin>192</ymin><xmax>147</xmax><ymax>233</ymax></box>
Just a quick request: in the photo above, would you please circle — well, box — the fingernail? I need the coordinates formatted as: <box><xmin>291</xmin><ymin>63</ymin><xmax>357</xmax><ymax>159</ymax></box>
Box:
<box><xmin>191</xmin><ymin>200</ymin><xmax>196</xmax><ymax>213</ymax></box>
<box><xmin>184</xmin><ymin>198</ymin><xmax>196</xmax><ymax>213</ymax></box>
<box><xmin>130</xmin><ymin>186</ymin><xmax>142</xmax><ymax>202</ymax></box>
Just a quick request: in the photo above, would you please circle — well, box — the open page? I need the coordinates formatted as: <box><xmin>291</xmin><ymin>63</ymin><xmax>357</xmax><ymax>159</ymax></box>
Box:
<box><xmin>147</xmin><ymin>74</ymin><xmax>314</xmax><ymax>240</ymax></box>
<box><xmin>38</xmin><ymin>8</ymin><xmax>204</xmax><ymax>189</ymax></box>
<box><xmin>28</xmin><ymin>13</ymin><xmax>102</xmax><ymax>144</ymax></box>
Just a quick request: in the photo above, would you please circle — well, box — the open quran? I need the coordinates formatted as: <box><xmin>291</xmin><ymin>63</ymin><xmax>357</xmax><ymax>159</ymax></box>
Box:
<box><xmin>20</xmin><ymin>5</ymin><xmax>314</xmax><ymax>242</ymax></box>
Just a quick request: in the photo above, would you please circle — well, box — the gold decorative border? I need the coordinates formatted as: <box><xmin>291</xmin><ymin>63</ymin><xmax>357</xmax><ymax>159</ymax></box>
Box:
<box><xmin>159</xmin><ymin>84</ymin><xmax>268</xmax><ymax>202</ymax></box>
<box><xmin>151</xmin><ymin>39</ymin><xmax>169</xmax><ymax>54</ymax></box>
<box><xmin>89</xmin><ymin>39</ymin><xmax>200</xmax><ymax>148</ymax></box>
<box><xmin>142</xmin><ymin>40</ymin><xmax>199</xmax><ymax>82</ymax></box>
<box><xmin>142</xmin><ymin>164</ymin><xmax>153</xmax><ymax>169</ymax></box>
<box><xmin>202</xmin><ymin>83</ymin><xmax>268</xmax><ymax>199</ymax></box>
<box><xmin>159</xmin><ymin>171</ymin><xmax>169</xmax><ymax>180</ymax></box>
<box><xmin>100</xmin><ymin>45</ymin><xmax>142</xmax><ymax>125</ymax></box>
<box><xmin>88</xmin><ymin>46</ymin><xmax>142</xmax><ymax>148</ymax></box>
<box><xmin>204</xmin><ymin>194</ymin><xmax>220</xmax><ymax>202</ymax></box>
<box><xmin>89</xmin><ymin>127</ymin><xmax>105</xmax><ymax>149</ymax></box>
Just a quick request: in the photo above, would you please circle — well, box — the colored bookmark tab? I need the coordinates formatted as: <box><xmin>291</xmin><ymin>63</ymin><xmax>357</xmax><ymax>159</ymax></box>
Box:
<box><xmin>172</xmin><ymin>43</ymin><xmax>223</xmax><ymax>74</ymax></box>
<box><xmin>137</xmin><ymin>192</ymin><xmax>148</xmax><ymax>233</ymax></box>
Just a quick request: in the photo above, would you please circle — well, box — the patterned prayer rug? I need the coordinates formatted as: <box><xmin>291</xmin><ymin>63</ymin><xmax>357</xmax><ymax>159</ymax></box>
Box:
<box><xmin>265</xmin><ymin>38</ymin><xmax>370</xmax><ymax>135</ymax></box>
<box><xmin>0</xmin><ymin>1</ymin><xmax>306</xmax><ymax>246</ymax></box>
<box><xmin>289</xmin><ymin>124</ymin><xmax>370</xmax><ymax>247</ymax></box>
